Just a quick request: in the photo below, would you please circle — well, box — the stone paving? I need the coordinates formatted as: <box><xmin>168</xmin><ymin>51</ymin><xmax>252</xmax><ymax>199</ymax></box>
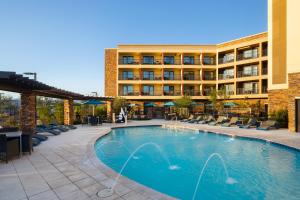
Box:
<box><xmin>1</xmin><ymin>120</ymin><xmax>300</xmax><ymax>200</ymax></box>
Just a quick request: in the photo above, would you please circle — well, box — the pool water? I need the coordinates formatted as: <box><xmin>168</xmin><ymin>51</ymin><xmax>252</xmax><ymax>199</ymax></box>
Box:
<box><xmin>95</xmin><ymin>126</ymin><xmax>300</xmax><ymax>200</ymax></box>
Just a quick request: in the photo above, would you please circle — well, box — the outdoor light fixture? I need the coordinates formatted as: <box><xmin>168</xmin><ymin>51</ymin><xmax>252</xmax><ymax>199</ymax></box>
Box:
<box><xmin>23</xmin><ymin>72</ymin><xmax>37</xmax><ymax>81</ymax></box>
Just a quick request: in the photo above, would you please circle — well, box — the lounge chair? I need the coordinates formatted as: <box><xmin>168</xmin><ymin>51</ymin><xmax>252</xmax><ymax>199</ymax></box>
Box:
<box><xmin>32</xmin><ymin>134</ymin><xmax>48</xmax><ymax>142</ymax></box>
<box><xmin>32</xmin><ymin>138</ymin><xmax>41</xmax><ymax>147</ymax></box>
<box><xmin>36</xmin><ymin>126</ymin><xmax>61</xmax><ymax>136</ymax></box>
<box><xmin>180</xmin><ymin>115</ymin><xmax>194</xmax><ymax>122</ymax></box>
<box><xmin>198</xmin><ymin>115</ymin><xmax>213</xmax><ymax>124</ymax></box>
<box><xmin>239</xmin><ymin>118</ymin><xmax>258</xmax><ymax>129</ymax></box>
<box><xmin>222</xmin><ymin>117</ymin><xmax>239</xmax><ymax>127</ymax></box>
<box><xmin>189</xmin><ymin>116</ymin><xmax>202</xmax><ymax>123</ymax></box>
<box><xmin>209</xmin><ymin>116</ymin><xmax>226</xmax><ymax>126</ymax></box>
<box><xmin>256</xmin><ymin>120</ymin><xmax>279</xmax><ymax>130</ymax></box>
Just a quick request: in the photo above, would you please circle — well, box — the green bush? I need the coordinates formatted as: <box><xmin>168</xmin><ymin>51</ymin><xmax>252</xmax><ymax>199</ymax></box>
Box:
<box><xmin>270</xmin><ymin>109</ymin><xmax>288</xmax><ymax>128</ymax></box>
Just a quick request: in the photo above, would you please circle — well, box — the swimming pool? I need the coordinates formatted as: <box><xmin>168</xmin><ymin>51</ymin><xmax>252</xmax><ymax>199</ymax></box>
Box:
<box><xmin>95</xmin><ymin>126</ymin><xmax>300</xmax><ymax>200</ymax></box>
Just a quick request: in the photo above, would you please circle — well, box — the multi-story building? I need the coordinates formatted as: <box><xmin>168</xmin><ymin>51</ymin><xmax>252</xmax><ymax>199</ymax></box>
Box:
<box><xmin>105</xmin><ymin>0</ymin><xmax>300</xmax><ymax>132</ymax></box>
<box><xmin>105</xmin><ymin>33</ymin><xmax>269</xmax><ymax>112</ymax></box>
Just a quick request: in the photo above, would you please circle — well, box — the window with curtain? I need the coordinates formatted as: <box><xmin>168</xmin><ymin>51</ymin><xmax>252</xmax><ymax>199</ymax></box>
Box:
<box><xmin>184</xmin><ymin>56</ymin><xmax>195</xmax><ymax>64</ymax></box>
<box><xmin>122</xmin><ymin>71</ymin><xmax>133</xmax><ymax>80</ymax></box>
<box><xmin>164</xmin><ymin>71</ymin><xmax>174</xmax><ymax>80</ymax></box>
<box><xmin>142</xmin><ymin>85</ymin><xmax>154</xmax><ymax>96</ymax></box>
<box><xmin>123</xmin><ymin>85</ymin><xmax>133</xmax><ymax>95</ymax></box>
<box><xmin>143</xmin><ymin>71</ymin><xmax>154</xmax><ymax>80</ymax></box>
<box><xmin>122</xmin><ymin>56</ymin><xmax>134</xmax><ymax>64</ymax></box>
<box><xmin>143</xmin><ymin>56</ymin><xmax>154</xmax><ymax>64</ymax></box>
<box><xmin>164</xmin><ymin>56</ymin><xmax>174</xmax><ymax>64</ymax></box>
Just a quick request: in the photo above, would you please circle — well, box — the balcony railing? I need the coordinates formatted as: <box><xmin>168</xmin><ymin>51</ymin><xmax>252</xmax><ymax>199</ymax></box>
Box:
<box><xmin>236</xmin><ymin>53</ymin><xmax>259</xmax><ymax>61</ymax></box>
<box><xmin>183</xmin><ymin>59</ymin><xmax>201</xmax><ymax>65</ymax></box>
<box><xmin>262</xmin><ymin>48</ymin><xmax>268</xmax><ymax>57</ymax></box>
<box><xmin>183</xmin><ymin>75</ymin><xmax>200</xmax><ymax>80</ymax></box>
<box><xmin>118</xmin><ymin>76</ymin><xmax>140</xmax><ymax>80</ymax></box>
<box><xmin>237</xmin><ymin>71</ymin><xmax>258</xmax><ymax>78</ymax></box>
<box><xmin>203</xmin><ymin>90</ymin><xmax>214</xmax><ymax>96</ymax></box>
<box><xmin>142</xmin><ymin>59</ymin><xmax>162</xmax><ymax>65</ymax></box>
<box><xmin>236</xmin><ymin>88</ymin><xmax>259</xmax><ymax>95</ymax></box>
<box><xmin>119</xmin><ymin>91</ymin><xmax>140</xmax><ymax>96</ymax></box>
<box><xmin>218</xmin><ymin>57</ymin><xmax>234</xmax><ymax>65</ymax></box>
<box><xmin>119</xmin><ymin>59</ymin><xmax>140</xmax><ymax>65</ymax></box>
<box><xmin>203</xmin><ymin>57</ymin><xmax>216</xmax><ymax>65</ymax></box>
<box><xmin>163</xmin><ymin>59</ymin><xmax>181</xmax><ymax>65</ymax></box>
<box><xmin>218</xmin><ymin>74</ymin><xmax>234</xmax><ymax>80</ymax></box>
<box><xmin>142</xmin><ymin>76</ymin><xmax>162</xmax><ymax>80</ymax></box>
<box><xmin>163</xmin><ymin>90</ymin><xmax>182</xmax><ymax>96</ymax></box>
<box><xmin>163</xmin><ymin>75</ymin><xmax>182</xmax><ymax>81</ymax></box>
<box><xmin>183</xmin><ymin>91</ymin><xmax>201</xmax><ymax>96</ymax></box>
<box><xmin>262</xmin><ymin>67</ymin><xmax>268</xmax><ymax>75</ymax></box>
<box><xmin>262</xmin><ymin>86</ymin><xmax>268</xmax><ymax>94</ymax></box>
<box><xmin>141</xmin><ymin>91</ymin><xmax>162</xmax><ymax>96</ymax></box>
<box><xmin>203</xmin><ymin>75</ymin><xmax>216</xmax><ymax>81</ymax></box>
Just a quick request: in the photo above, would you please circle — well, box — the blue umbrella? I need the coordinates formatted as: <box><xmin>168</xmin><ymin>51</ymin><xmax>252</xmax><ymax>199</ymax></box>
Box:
<box><xmin>164</xmin><ymin>101</ymin><xmax>175</xmax><ymax>107</ymax></box>
<box><xmin>224</xmin><ymin>102</ymin><xmax>238</xmax><ymax>107</ymax></box>
<box><xmin>82</xmin><ymin>99</ymin><xmax>106</xmax><ymax>116</ymax></box>
<box><xmin>144</xmin><ymin>102</ymin><xmax>157</xmax><ymax>107</ymax></box>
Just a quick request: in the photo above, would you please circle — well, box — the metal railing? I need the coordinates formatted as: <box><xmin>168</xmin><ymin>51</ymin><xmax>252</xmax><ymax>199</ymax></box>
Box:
<box><xmin>237</xmin><ymin>71</ymin><xmax>258</xmax><ymax>78</ymax></box>
<box><xmin>236</xmin><ymin>88</ymin><xmax>259</xmax><ymax>95</ymax></box>
<box><xmin>141</xmin><ymin>91</ymin><xmax>163</xmax><ymax>96</ymax></box>
<box><xmin>262</xmin><ymin>67</ymin><xmax>268</xmax><ymax>75</ymax></box>
<box><xmin>183</xmin><ymin>59</ymin><xmax>201</xmax><ymax>65</ymax></box>
<box><xmin>218</xmin><ymin>74</ymin><xmax>234</xmax><ymax>80</ymax></box>
<box><xmin>163</xmin><ymin>75</ymin><xmax>182</xmax><ymax>80</ymax></box>
<box><xmin>142</xmin><ymin>76</ymin><xmax>162</xmax><ymax>81</ymax></box>
<box><xmin>183</xmin><ymin>75</ymin><xmax>201</xmax><ymax>80</ymax></box>
<box><xmin>163</xmin><ymin>90</ymin><xmax>182</xmax><ymax>96</ymax></box>
<box><xmin>218</xmin><ymin>57</ymin><xmax>234</xmax><ymax>64</ymax></box>
<box><xmin>118</xmin><ymin>59</ymin><xmax>140</xmax><ymax>65</ymax></box>
<box><xmin>118</xmin><ymin>76</ymin><xmax>140</xmax><ymax>80</ymax></box>
<box><xmin>183</xmin><ymin>91</ymin><xmax>201</xmax><ymax>96</ymax></box>
<box><xmin>119</xmin><ymin>91</ymin><xmax>140</xmax><ymax>96</ymax></box>
<box><xmin>142</xmin><ymin>59</ymin><xmax>162</xmax><ymax>65</ymax></box>
<box><xmin>202</xmin><ymin>57</ymin><xmax>216</xmax><ymax>65</ymax></box>
<box><xmin>203</xmin><ymin>90</ymin><xmax>214</xmax><ymax>96</ymax></box>
<box><xmin>236</xmin><ymin>53</ymin><xmax>259</xmax><ymax>61</ymax></box>
<box><xmin>163</xmin><ymin>59</ymin><xmax>181</xmax><ymax>65</ymax></box>
<box><xmin>203</xmin><ymin>75</ymin><xmax>216</xmax><ymax>80</ymax></box>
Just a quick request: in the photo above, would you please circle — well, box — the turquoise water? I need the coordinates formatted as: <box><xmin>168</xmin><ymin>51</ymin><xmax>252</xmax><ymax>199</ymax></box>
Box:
<box><xmin>95</xmin><ymin>126</ymin><xmax>300</xmax><ymax>200</ymax></box>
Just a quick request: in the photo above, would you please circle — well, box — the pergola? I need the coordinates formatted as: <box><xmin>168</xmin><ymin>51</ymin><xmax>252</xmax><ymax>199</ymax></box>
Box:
<box><xmin>0</xmin><ymin>71</ymin><xmax>114</xmax><ymax>134</ymax></box>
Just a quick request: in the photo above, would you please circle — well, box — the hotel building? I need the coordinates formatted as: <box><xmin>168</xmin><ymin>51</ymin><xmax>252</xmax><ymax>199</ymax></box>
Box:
<box><xmin>105</xmin><ymin>0</ymin><xmax>300</xmax><ymax>132</ymax></box>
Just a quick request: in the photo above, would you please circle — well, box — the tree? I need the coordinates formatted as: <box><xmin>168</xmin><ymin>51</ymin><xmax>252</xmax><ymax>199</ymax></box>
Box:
<box><xmin>174</xmin><ymin>95</ymin><xmax>192</xmax><ymax>108</ymax></box>
<box><xmin>209</xmin><ymin>89</ymin><xmax>218</xmax><ymax>112</ymax></box>
<box><xmin>112</xmin><ymin>97</ymin><xmax>127</xmax><ymax>114</ymax></box>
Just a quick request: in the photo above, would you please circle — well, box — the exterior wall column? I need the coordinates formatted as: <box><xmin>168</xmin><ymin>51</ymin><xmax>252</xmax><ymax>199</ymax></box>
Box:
<box><xmin>106</xmin><ymin>100</ymin><xmax>113</xmax><ymax>121</ymax></box>
<box><xmin>64</xmin><ymin>99</ymin><xmax>74</xmax><ymax>125</ymax></box>
<box><xmin>20</xmin><ymin>92</ymin><xmax>36</xmax><ymax>134</ymax></box>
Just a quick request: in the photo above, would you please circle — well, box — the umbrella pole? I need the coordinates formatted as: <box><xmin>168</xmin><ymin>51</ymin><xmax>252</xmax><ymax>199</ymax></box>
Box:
<box><xmin>93</xmin><ymin>106</ymin><xmax>95</xmax><ymax>116</ymax></box>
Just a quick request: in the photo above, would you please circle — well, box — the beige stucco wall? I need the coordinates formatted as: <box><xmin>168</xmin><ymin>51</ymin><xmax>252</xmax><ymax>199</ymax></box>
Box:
<box><xmin>287</xmin><ymin>0</ymin><xmax>300</xmax><ymax>74</ymax></box>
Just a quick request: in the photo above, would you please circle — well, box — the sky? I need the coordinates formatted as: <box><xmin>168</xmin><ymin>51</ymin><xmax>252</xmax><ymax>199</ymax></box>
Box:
<box><xmin>0</xmin><ymin>0</ymin><xmax>267</xmax><ymax>97</ymax></box>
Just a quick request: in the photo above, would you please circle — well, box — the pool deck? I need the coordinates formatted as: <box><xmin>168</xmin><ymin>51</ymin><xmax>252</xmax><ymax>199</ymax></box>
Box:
<box><xmin>1</xmin><ymin>120</ymin><xmax>300</xmax><ymax>200</ymax></box>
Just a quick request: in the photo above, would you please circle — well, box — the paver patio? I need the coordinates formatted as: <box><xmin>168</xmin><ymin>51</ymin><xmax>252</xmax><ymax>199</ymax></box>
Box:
<box><xmin>1</xmin><ymin>120</ymin><xmax>300</xmax><ymax>200</ymax></box>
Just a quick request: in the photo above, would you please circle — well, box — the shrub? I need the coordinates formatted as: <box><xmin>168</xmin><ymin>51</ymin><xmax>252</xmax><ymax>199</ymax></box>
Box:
<box><xmin>270</xmin><ymin>109</ymin><xmax>288</xmax><ymax>128</ymax></box>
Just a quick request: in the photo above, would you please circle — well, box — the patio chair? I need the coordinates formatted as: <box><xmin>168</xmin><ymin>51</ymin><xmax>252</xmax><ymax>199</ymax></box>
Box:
<box><xmin>209</xmin><ymin>116</ymin><xmax>226</xmax><ymax>126</ymax></box>
<box><xmin>32</xmin><ymin>137</ymin><xmax>41</xmax><ymax>147</ymax></box>
<box><xmin>256</xmin><ymin>120</ymin><xmax>279</xmax><ymax>131</ymax></box>
<box><xmin>32</xmin><ymin>134</ymin><xmax>48</xmax><ymax>142</ymax></box>
<box><xmin>180</xmin><ymin>115</ymin><xmax>194</xmax><ymax>122</ymax></box>
<box><xmin>0</xmin><ymin>135</ymin><xmax>20</xmax><ymax>163</ymax></box>
<box><xmin>189</xmin><ymin>116</ymin><xmax>202</xmax><ymax>123</ymax></box>
<box><xmin>198</xmin><ymin>115</ymin><xmax>214</xmax><ymax>124</ymax></box>
<box><xmin>239</xmin><ymin>118</ymin><xmax>258</xmax><ymax>129</ymax></box>
<box><xmin>222</xmin><ymin>117</ymin><xmax>239</xmax><ymax>127</ymax></box>
<box><xmin>36</xmin><ymin>126</ymin><xmax>61</xmax><ymax>136</ymax></box>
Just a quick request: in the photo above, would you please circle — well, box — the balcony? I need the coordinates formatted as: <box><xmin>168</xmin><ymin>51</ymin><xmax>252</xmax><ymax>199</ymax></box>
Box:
<box><xmin>183</xmin><ymin>75</ymin><xmax>200</xmax><ymax>81</ymax></box>
<box><xmin>163</xmin><ymin>59</ymin><xmax>181</xmax><ymax>65</ymax></box>
<box><xmin>142</xmin><ymin>76</ymin><xmax>162</xmax><ymax>81</ymax></box>
<box><xmin>203</xmin><ymin>75</ymin><xmax>216</xmax><ymax>81</ymax></box>
<box><xmin>203</xmin><ymin>57</ymin><xmax>216</xmax><ymax>65</ymax></box>
<box><xmin>262</xmin><ymin>86</ymin><xmax>268</xmax><ymax>94</ymax></box>
<box><xmin>163</xmin><ymin>90</ymin><xmax>182</xmax><ymax>96</ymax></box>
<box><xmin>262</xmin><ymin>67</ymin><xmax>268</xmax><ymax>75</ymax></box>
<box><xmin>164</xmin><ymin>75</ymin><xmax>181</xmax><ymax>81</ymax></box>
<box><xmin>118</xmin><ymin>75</ymin><xmax>140</xmax><ymax>80</ymax></box>
<box><xmin>119</xmin><ymin>59</ymin><xmax>140</xmax><ymax>65</ymax></box>
<box><xmin>218</xmin><ymin>74</ymin><xmax>234</xmax><ymax>80</ymax></box>
<box><xmin>119</xmin><ymin>91</ymin><xmax>140</xmax><ymax>96</ymax></box>
<box><xmin>141</xmin><ymin>91</ymin><xmax>162</xmax><ymax>96</ymax></box>
<box><xmin>237</xmin><ymin>71</ymin><xmax>258</xmax><ymax>78</ymax></box>
<box><xmin>142</xmin><ymin>59</ymin><xmax>162</xmax><ymax>65</ymax></box>
<box><xmin>203</xmin><ymin>89</ymin><xmax>214</xmax><ymax>96</ymax></box>
<box><xmin>237</xmin><ymin>49</ymin><xmax>259</xmax><ymax>61</ymax></box>
<box><xmin>183</xmin><ymin>58</ymin><xmax>201</xmax><ymax>65</ymax></box>
<box><xmin>236</xmin><ymin>88</ymin><xmax>259</xmax><ymax>95</ymax></box>
<box><xmin>183</xmin><ymin>91</ymin><xmax>201</xmax><ymax>96</ymax></box>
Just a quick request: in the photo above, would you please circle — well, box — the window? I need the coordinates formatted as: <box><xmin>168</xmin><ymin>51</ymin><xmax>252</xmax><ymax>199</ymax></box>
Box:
<box><xmin>243</xmin><ymin>49</ymin><xmax>258</xmax><ymax>59</ymax></box>
<box><xmin>243</xmin><ymin>65</ymin><xmax>258</xmax><ymax>76</ymax></box>
<box><xmin>122</xmin><ymin>71</ymin><xmax>133</xmax><ymax>80</ymax></box>
<box><xmin>224</xmin><ymin>84</ymin><xmax>234</xmax><ymax>94</ymax></box>
<box><xmin>223</xmin><ymin>69</ymin><xmax>234</xmax><ymax>79</ymax></box>
<box><xmin>184</xmin><ymin>56</ymin><xmax>195</xmax><ymax>64</ymax></box>
<box><xmin>164</xmin><ymin>56</ymin><xmax>174</xmax><ymax>65</ymax></box>
<box><xmin>203</xmin><ymin>56</ymin><xmax>214</xmax><ymax>65</ymax></box>
<box><xmin>143</xmin><ymin>71</ymin><xmax>154</xmax><ymax>80</ymax></box>
<box><xmin>223</xmin><ymin>53</ymin><xmax>234</xmax><ymax>63</ymax></box>
<box><xmin>164</xmin><ymin>71</ymin><xmax>174</xmax><ymax>80</ymax></box>
<box><xmin>183</xmin><ymin>71</ymin><xmax>195</xmax><ymax>80</ymax></box>
<box><xmin>243</xmin><ymin>82</ymin><xmax>258</xmax><ymax>93</ymax></box>
<box><xmin>142</xmin><ymin>85</ymin><xmax>154</xmax><ymax>96</ymax></box>
<box><xmin>164</xmin><ymin>86</ymin><xmax>174</xmax><ymax>95</ymax></box>
<box><xmin>184</xmin><ymin>86</ymin><xmax>195</xmax><ymax>95</ymax></box>
<box><xmin>122</xmin><ymin>56</ymin><xmax>134</xmax><ymax>64</ymax></box>
<box><xmin>143</xmin><ymin>56</ymin><xmax>154</xmax><ymax>64</ymax></box>
<box><xmin>123</xmin><ymin>85</ymin><xmax>133</xmax><ymax>95</ymax></box>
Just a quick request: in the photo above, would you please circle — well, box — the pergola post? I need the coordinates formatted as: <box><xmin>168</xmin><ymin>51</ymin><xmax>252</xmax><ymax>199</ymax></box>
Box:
<box><xmin>64</xmin><ymin>99</ymin><xmax>74</xmax><ymax>125</ymax></box>
<box><xmin>20</xmin><ymin>92</ymin><xmax>36</xmax><ymax>134</ymax></box>
<box><xmin>106</xmin><ymin>100</ymin><xmax>113</xmax><ymax>121</ymax></box>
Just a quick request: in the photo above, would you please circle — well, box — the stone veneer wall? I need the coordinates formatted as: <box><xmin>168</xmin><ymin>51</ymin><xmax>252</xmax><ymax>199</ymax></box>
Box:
<box><xmin>288</xmin><ymin>72</ymin><xmax>300</xmax><ymax>132</ymax></box>
<box><xmin>20</xmin><ymin>93</ymin><xmax>36</xmax><ymax>134</ymax></box>
<box><xmin>105</xmin><ymin>49</ymin><xmax>117</xmax><ymax>97</ymax></box>
<box><xmin>64</xmin><ymin>99</ymin><xmax>74</xmax><ymax>125</ymax></box>
<box><xmin>268</xmin><ymin>89</ymin><xmax>289</xmax><ymax>113</ymax></box>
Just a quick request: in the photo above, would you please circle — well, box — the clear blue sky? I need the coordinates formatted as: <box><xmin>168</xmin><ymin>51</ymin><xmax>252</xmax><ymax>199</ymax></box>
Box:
<box><xmin>0</xmin><ymin>0</ymin><xmax>267</xmax><ymax>97</ymax></box>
